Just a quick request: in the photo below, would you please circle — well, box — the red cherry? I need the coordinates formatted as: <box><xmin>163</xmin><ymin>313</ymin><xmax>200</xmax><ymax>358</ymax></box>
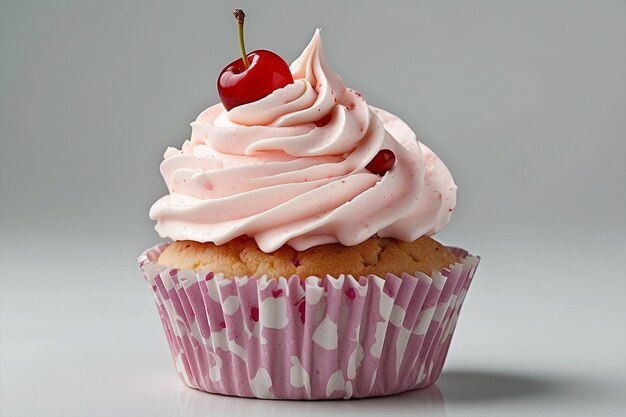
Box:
<box><xmin>366</xmin><ymin>149</ymin><xmax>396</xmax><ymax>175</ymax></box>
<box><xmin>218</xmin><ymin>50</ymin><xmax>294</xmax><ymax>111</ymax></box>
<box><xmin>217</xmin><ymin>9</ymin><xmax>294</xmax><ymax>111</ymax></box>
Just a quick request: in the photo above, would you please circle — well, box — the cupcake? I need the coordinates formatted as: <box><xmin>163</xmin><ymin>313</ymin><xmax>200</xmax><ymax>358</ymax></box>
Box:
<box><xmin>139</xmin><ymin>12</ymin><xmax>479</xmax><ymax>400</ymax></box>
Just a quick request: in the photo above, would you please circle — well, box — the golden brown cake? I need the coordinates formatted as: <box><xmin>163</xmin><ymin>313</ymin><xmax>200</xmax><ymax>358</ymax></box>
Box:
<box><xmin>158</xmin><ymin>236</ymin><xmax>457</xmax><ymax>279</ymax></box>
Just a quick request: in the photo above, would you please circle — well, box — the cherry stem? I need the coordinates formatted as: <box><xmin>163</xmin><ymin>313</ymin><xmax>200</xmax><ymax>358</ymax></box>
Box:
<box><xmin>233</xmin><ymin>9</ymin><xmax>250</xmax><ymax>69</ymax></box>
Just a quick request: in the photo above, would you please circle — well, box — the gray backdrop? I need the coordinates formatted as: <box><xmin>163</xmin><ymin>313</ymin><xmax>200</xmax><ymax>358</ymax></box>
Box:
<box><xmin>1</xmin><ymin>1</ymin><xmax>624</xmax><ymax>417</ymax></box>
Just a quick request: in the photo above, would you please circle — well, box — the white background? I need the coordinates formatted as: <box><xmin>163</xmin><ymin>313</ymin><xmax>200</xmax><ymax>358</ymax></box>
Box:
<box><xmin>1</xmin><ymin>1</ymin><xmax>624</xmax><ymax>416</ymax></box>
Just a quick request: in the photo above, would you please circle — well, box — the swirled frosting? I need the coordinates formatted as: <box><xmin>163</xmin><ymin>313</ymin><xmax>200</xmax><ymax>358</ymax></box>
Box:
<box><xmin>150</xmin><ymin>29</ymin><xmax>456</xmax><ymax>252</ymax></box>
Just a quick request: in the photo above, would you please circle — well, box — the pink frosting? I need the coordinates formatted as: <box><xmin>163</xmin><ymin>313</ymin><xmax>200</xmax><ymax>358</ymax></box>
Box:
<box><xmin>150</xmin><ymin>29</ymin><xmax>456</xmax><ymax>252</ymax></box>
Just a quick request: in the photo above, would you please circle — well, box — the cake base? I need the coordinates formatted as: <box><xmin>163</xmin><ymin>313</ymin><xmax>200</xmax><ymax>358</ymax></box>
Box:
<box><xmin>157</xmin><ymin>236</ymin><xmax>458</xmax><ymax>279</ymax></box>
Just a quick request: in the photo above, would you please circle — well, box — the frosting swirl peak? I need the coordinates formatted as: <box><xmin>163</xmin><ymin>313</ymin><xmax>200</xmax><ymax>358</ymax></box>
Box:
<box><xmin>150</xmin><ymin>29</ymin><xmax>456</xmax><ymax>252</ymax></box>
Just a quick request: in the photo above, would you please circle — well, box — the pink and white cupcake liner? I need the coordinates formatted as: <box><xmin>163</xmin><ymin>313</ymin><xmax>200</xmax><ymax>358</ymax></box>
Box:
<box><xmin>138</xmin><ymin>243</ymin><xmax>479</xmax><ymax>400</ymax></box>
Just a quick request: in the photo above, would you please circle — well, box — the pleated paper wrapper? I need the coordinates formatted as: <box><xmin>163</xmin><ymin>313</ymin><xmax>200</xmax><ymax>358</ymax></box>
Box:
<box><xmin>138</xmin><ymin>243</ymin><xmax>479</xmax><ymax>400</ymax></box>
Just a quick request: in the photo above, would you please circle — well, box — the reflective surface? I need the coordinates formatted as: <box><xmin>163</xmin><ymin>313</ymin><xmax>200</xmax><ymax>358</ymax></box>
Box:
<box><xmin>1</xmin><ymin>230</ymin><xmax>624</xmax><ymax>417</ymax></box>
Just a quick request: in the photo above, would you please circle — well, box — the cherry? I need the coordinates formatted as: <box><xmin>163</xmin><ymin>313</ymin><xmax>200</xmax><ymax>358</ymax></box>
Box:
<box><xmin>366</xmin><ymin>149</ymin><xmax>396</xmax><ymax>175</ymax></box>
<box><xmin>217</xmin><ymin>9</ymin><xmax>294</xmax><ymax>111</ymax></box>
<box><xmin>218</xmin><ymin>51</ymin><xmax>294</xmax><ymax>111</ymax></box>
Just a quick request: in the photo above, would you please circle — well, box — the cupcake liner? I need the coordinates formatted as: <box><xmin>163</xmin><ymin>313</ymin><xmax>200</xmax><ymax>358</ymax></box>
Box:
<box><xmin>138</xmin><ymin>243</ymin><xmax>479</xmax><ymax>400</ymax></box>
